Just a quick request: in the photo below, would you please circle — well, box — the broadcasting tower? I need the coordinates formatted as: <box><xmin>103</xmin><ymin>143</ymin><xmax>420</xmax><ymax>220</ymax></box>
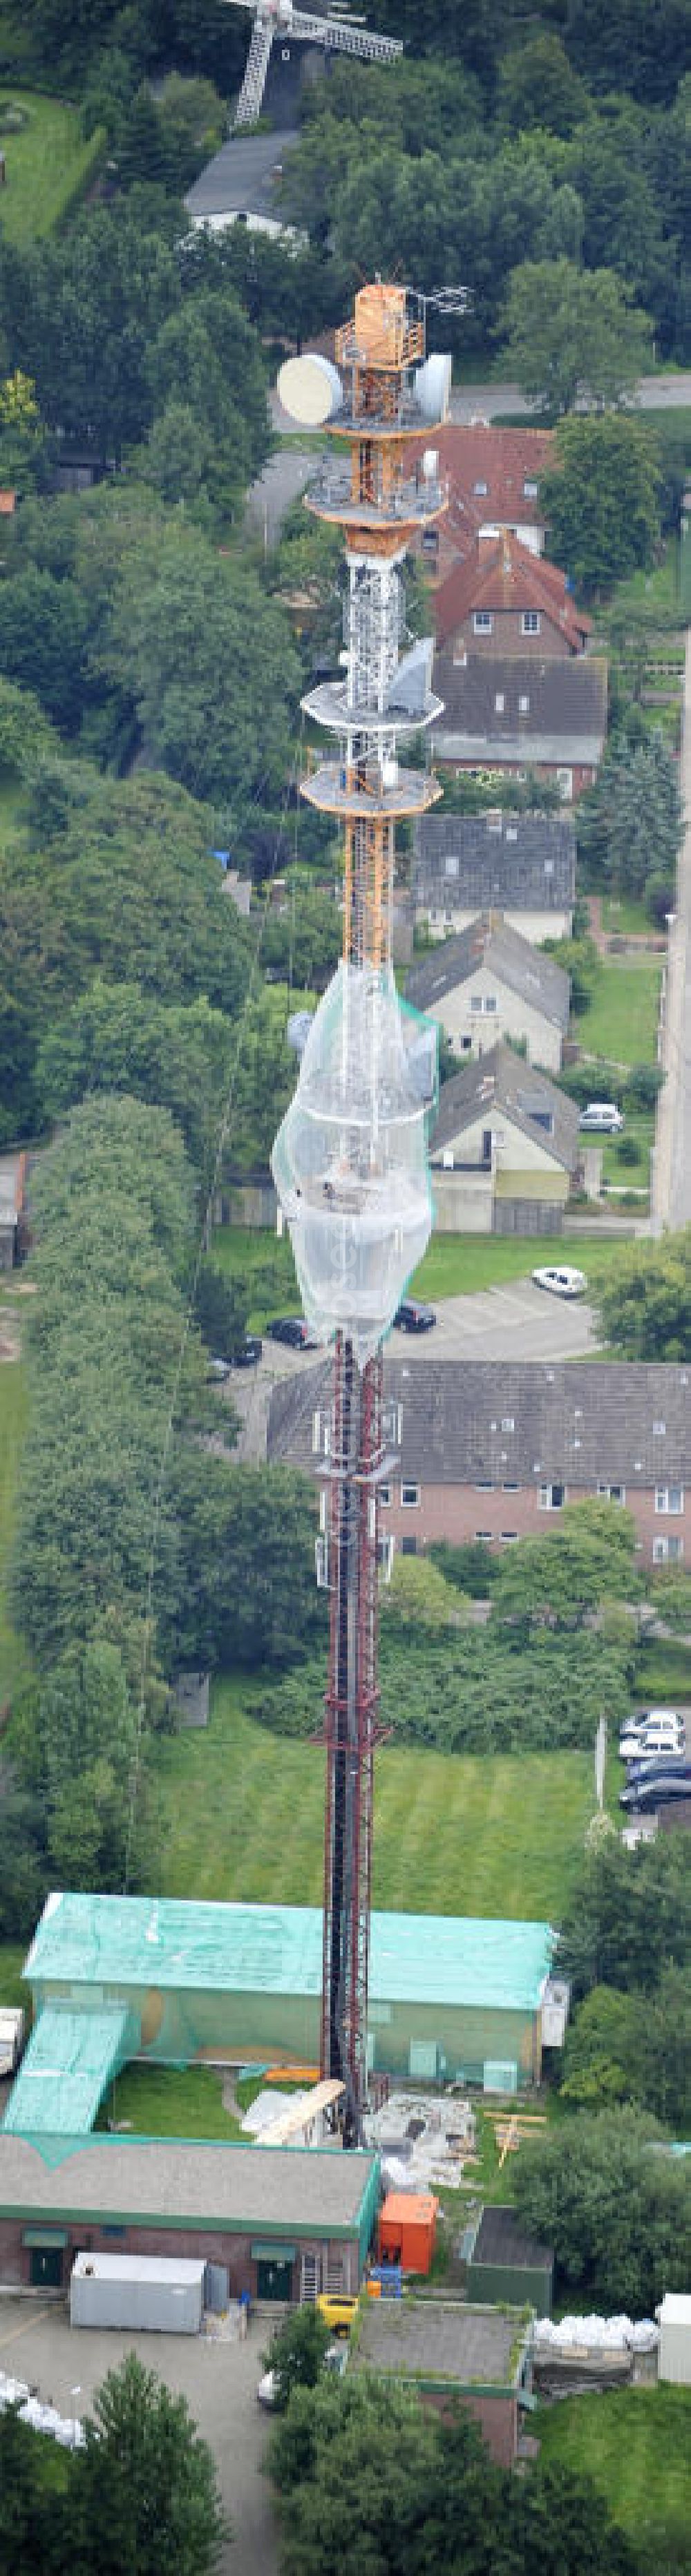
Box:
<box><xmin>272</xmin><ymin>285</ymin><xmax>450</xmax><ymax>2143</ymax></box>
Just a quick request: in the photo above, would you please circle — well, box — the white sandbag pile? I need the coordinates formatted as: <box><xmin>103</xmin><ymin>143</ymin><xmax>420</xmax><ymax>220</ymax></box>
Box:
<box><xmin>0</xmin><ymin>2366</ymin><xmax>85</xmax><ymax>2446</ymax></box>
<box><xmin>534</xmin><ymin>2314</ymin><xmax>659</xmax><ymax>2354</ymax></box>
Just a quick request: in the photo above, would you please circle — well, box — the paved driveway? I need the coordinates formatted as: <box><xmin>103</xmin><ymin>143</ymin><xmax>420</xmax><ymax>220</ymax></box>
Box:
<box><xmin>224</xmin><ymin>1281</ymin><xmax>600</xmax><ymax>1460</ymax></box>
<box><xmin>0</xmin><ymin>2295</ymin><xmax>279</xmax><ymax>2576</ymax></box>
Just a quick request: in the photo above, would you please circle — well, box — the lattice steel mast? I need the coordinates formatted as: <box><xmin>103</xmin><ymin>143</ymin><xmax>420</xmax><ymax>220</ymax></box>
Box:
<box><xmin>273</xmin><ymin>285</ymin><xmax>451</xmax><ymax>2141</ymax></box>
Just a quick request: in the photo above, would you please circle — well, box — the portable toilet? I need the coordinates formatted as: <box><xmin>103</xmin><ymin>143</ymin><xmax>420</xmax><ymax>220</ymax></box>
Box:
<box><xmin>378</xmin><ymin>2191</ymin><xmax>438</xmax><ymax>2277</ymax></box>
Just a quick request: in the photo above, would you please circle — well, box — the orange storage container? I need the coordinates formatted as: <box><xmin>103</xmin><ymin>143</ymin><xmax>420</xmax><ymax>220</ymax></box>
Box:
<box><xmin>377</xmin><ymin>2191</ymin><xmax>438</xmax><ymax>2277</ymax></box>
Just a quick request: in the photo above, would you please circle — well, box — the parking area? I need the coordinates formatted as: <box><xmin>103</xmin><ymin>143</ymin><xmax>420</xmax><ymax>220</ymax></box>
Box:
<box><xmin>229</xmin><ymin>1279</ymin><xmax>601</xmax><ymax>1458</ymax></box>
<box><xmin>0</xmin><ymin>2294</ymin><xmax>280</xmax><ymax>2576</ymax></box>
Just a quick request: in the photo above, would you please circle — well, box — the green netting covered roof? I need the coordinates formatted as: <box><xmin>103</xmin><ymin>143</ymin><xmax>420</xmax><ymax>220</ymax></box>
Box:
<box><xmin>2</xmin><ymin>2003</ymin><xmax>133</xmax><ymax>2138</ymax></box>
<box><xmin>26</xmin><ymin>1895</ymin><xmax>552</xmax><ymax>2015</ymax></box>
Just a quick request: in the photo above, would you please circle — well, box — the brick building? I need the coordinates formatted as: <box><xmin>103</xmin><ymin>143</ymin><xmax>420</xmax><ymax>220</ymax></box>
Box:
<box><xmin>0</xmin><ymin>2132</ymin><xmax>379</xmax><ymax>2305</ymax></box>
<box><xmin>406</xmin><ymin>421</ymin><xmax>555</xmax><ymax>587</ymax></box>
<box><xmin>268</xmin><ymin>1360</ymin><xmax>689</xmax><ymax>1568</ymax></box>
<box><xmin>430</xmin><ymin>653</ymin><xmax>608</xmax><ymax>801</ymax></box>
<box><xmin>434</xmin><ymin>533</ymin><xmax>590</xmax><ymax>663</ymax></box>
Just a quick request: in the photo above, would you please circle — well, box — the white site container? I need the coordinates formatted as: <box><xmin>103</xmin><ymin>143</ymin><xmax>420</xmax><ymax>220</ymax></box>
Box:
<box><xmin>0</xmin><ymin>2008</ymin><xmax>25</xmax><ymax>2076</ymax></box>
<box><xmin>70</xmin><ymin>2252</ymin><xmax>205</xmax><ymax>2336</ymax></box>
<box><xmin>656</xmin><ymin>2293</ymin><xmax>691</xmax><ymax>2385</ymax></box>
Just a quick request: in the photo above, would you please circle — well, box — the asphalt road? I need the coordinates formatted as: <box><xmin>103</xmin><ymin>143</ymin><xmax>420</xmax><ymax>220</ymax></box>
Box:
<box><xmin>0</xmin><ymin>2294</ymin><xmax>279</xmax><ymax>2576</ymax></box>
<box><xmin>448</xmin><ymin>374</ymin><xmax>691</xmax><ymax>421</ymax></box>
<box><xmin>272</xmin><ymin>376</ymin><xmax>691</xmax><ymax>439</ymax></box>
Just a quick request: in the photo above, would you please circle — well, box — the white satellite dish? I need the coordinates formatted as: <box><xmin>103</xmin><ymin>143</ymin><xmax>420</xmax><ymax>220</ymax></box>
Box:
<box><xmin>414</xmin><ymin>352</ymin><xmax>453</xmax><ymax>424</ymax></box>
<box><xmin>277</xmin><ymin>352</ymin><xmax>344</xmax><ymax>426</ymax></box>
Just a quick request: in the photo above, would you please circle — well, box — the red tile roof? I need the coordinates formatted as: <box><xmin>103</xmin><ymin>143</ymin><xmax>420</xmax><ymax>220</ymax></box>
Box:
<box><xmin>434</xmin><ymin>532</ymin><xmax>589</xmax><ymax>655</ymax></box>
<box><xmin>410</xmin><ymin>421</ymin><xmax>556</xmax><ymax>579</ymax></box>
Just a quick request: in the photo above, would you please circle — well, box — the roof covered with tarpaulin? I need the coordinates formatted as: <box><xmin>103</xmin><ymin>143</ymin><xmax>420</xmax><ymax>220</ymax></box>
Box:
<box><xmin>25</xmin><ymin>1895</ymin><xmax>552</xmax><ymax>2015</ymax></box>
<box><xmin>2</xmin><ymin>2003</ymin><xmax>133</xmax><ymax>2139</ymax></box>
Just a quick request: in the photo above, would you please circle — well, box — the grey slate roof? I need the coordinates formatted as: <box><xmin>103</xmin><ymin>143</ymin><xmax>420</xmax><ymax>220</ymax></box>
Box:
<box><xmin>406</xmin><ymin>916</ymin><xmax>570</xmax><ymax>1031</ymax></box>
<box><xmin>413</xmin><ymin>810</ymin><xmax>576</xmax><ymax>914</ymax></box>
<box><xmin>0</xmin><ymin>2133</ymin><xmax>375</xmax><ymax>2235</ymax></box>
<box><xmin>430</xmin><ymin>1044</ymin><xmax>579</xmax><ymax>1172</ymax></box>
<box><xmin>354</xmin><ymin>2298</ymin><xmax>521</xmax><ymax>2387</ymax></box>
<box><xmin>267</xmin><ymin>1361</ymin><xmax>690</xmax><ymax>1489</ymax></box>
<box><xmin>185</xmin><ymin>129</ymin><xmax>298</xmax><ymax>223</ymax></box>
<box><xmin>432</xmin><ymin>651</ymin><xmax>607</xmax><ymax>765</ymax></box>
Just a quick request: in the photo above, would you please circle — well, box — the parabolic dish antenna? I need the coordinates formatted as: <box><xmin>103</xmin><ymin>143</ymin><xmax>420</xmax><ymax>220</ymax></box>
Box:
<box><xmin>277</xmin><ymin>352</ymin><xmax>343</xmax><ymax>426</ymax></box>
<box><xmin>413</xmin><ymin>352</ymin><xmax>453</xmax><ymax>423</ymax></box>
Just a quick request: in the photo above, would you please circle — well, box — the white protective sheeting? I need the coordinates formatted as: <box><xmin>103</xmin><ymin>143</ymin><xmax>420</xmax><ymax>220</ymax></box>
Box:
<box><xmin>272</xmin><ymin>961</ymin><xmax>436</xmax><ymax>1364</ymax></box>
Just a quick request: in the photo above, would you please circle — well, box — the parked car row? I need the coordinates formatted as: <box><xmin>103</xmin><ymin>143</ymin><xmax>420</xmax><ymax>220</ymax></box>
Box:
<box><xmin>618</xmin><ymin>1709</ymin><xmax>688</xmax><ymax>1813</ymax></box>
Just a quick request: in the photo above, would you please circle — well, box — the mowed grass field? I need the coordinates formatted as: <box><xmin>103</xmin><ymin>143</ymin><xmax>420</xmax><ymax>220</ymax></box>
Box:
<box><xmin>156</xmin><ymin>1677</ymin><xmax>594</xmax><ymax>1920</ymax></box>
<box><xmin>211</xmin><ymin>1222</ymin><xmax>630</xmax><ymax>1317</ymax></box>
<box><xmin>576</xmin><ymin>955</ymin><xmax>662</xmax><ymax>1068</ymax></box>
<box><xmin>536</xmin><ymin>2387</ymin><xmax>691</xmax><ymax>2557</ymax></box>
<box><xmin>0</xmin><ymin>91</ymin><xmax>100</xmax><ymax>240</ymax></box>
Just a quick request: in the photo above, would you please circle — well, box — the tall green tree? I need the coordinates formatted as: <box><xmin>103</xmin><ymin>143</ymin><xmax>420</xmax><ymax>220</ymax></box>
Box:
<box><xmin>542</xmin><ymin>414</ymin><xmax>661</xmax><ymax>594</ymax></box>
<box><xmin>502</xmin><ymin>258</ymin><xmax>654</xmax><ymax>414</ymax></box>
<box><xmin>512</xmin><ymin>2106</ymin><xmax>691</xmax><ymax>2312</ymax></box>
<box><xmin>73</xmin><ymin>2355</ymin><xmax>227</xmax><ymax>2576</ymax></box>
<box><xmin>596</xmin><ymin>1228</ymin><xmax>690</xmax><ymax>1359</ymax></box>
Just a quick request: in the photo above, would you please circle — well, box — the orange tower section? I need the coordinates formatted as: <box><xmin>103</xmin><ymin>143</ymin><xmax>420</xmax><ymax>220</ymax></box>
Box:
<box><xmin>301</xmin><ymin>282</ymin><xmax>448</xmax><ymax>969</ymax></box>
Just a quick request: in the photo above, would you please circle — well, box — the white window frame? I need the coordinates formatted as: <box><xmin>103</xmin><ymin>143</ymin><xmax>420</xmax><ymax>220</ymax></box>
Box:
<box><xmin>475</xmin><ymin>1480</ymin><xmax>495</xmax><ymax>1492</ymax></box>
<box><xmin>522</xmin><ymin>610</ymin><xmax>540</xmax><ymax>636</ymax></box>
<box><xmin>495</xmin><ymin>692</ymin><xmax>505</xmax><ymax>714</ymax></box>
<box><xmin>473</xmin><ymin>610</ymin><xmax>493</xmax><ymax>634</ymax></box>
<box><xmin>655</xmin><ymin>1486</ymin><xmax>683</xmax><ymax>1514</ymax></box>
<box><xmin>473</xmin><ymin>479</ymin><xmax>488</xmax><ymax>496</ymax></box>
<box><xmin>597</xmin><ymin>1482</ymin><xmax>626</xmax><ymax>1504</ymax></box>
<box><xmin>502</xmin><ymin>1417</ymin><xmax>515</xmax><ymax>1433</ymax></box>
<box><xmin>400</xmin><ymin>1482</ymin><xmax>420</xmax><ymax>1509</ymax></box>
<box><xmin>519</xmin><ymin>694</ymin><xmax>530</xmax><ymax>714</ymax></box>
<box><xmin>524</xmin><ymin>479</ymin><xmax>538</xmax><ymax>499</ymax></box>
<box><xmin>653</xmin><ymin>1536</ymin><xmax>684</xmax><ymax>1564</ymax></box>
<box><xmin>538</xmin><ymin>1482</ymin><xmax>566</xmax><ymax>1511</ymax></box>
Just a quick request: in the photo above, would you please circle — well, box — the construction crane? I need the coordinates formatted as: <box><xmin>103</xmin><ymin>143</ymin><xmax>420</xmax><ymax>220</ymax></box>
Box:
<box><xmin>272</xmin><ymin>286</ymin><xmax>453</xmax><ymax>2144</ymax></box>
<box><xmin>223</xmin><ymin>0</ymin><xmax>402</xmax><ymax>128</ymax></box>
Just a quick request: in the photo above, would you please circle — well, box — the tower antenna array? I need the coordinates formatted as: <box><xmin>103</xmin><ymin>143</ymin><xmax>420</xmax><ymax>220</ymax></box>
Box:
<box><xmin>223</xmin><ymin>0</ymin><xmax>402</xmax><ymax>129</ymax></box>
<box><xmin>272</xmin><ymin>286</ymin><xmax>452</xmax><ymax>2143</ymax></box>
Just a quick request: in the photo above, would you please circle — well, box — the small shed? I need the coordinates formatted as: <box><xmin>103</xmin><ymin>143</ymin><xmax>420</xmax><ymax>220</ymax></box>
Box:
<box><xmin>656</xmin><ymin>2293</ymin><xmax>691</xmax><ymax>2385</ymax></box>
<box><xmin>70</xmin><ymin>2251</ymin><xmax>206</xmax><ymax>2336</ymax></box>
<box><xmin>464</xmin><ymin>2204</ymin><xmax>553</xmax><ymax>2318</ymax></box>
<box><xmin>378</xmin><ymin>2191</ymin><xmax>438</xmax><ymax>2277</ymax></box>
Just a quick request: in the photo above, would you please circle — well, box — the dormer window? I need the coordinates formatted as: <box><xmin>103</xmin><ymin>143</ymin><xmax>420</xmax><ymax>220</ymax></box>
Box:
<box><xmin>473</xmin><ymin>479</ymin><xmax>488</xmax><ymax>495</ymax></box>
<box><xmin>524</xmin><ymin>479</ymin><xmax>538</xmax><ymax>499</ymax></box>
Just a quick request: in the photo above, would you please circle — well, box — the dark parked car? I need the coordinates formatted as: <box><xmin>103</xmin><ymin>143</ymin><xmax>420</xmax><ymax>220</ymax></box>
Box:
<box><xmin>231</xmin><ymin>1335</ymin><xmax>263</xmax><ymax>1368</ymax></box>
<box><xmin>620</xmin><ymin>1769</ymin><xmax>691</xmax><ymax>1811</ymax></box>
<box><xmin>267</xmin><ymin>1315</ymin><xmax>318</xmax><ymax>1350</ymax></box>
<box><xmin>393</xmin><ymin>1299</ymin><xmax>436</xmax><ymax>1333</ymax></box>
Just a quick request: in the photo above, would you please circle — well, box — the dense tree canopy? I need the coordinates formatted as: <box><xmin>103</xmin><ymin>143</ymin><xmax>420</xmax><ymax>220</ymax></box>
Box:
<box><xmin>502</xmin><ymin>259</ymin><xmax>654</xmax><ymax>414</ymax></box>
<box><xmin>513</xmin><ymin>2106</ymin><xmax>691</xmax><ymax>2312</ymax></box>
<box><xmin>557</xmin><ymin>1828</ymin><xmax>691</xmax><ymax>2001</ymax></box>
<box><xmin>596</xmin><ymin>1228</ymin><xmax>691</xmax><ymax>1360</ymax></box>
<box><xmin>542</xmin><ymin>414</ymin><xmax>661</xmax><ymax>594</ymax></box>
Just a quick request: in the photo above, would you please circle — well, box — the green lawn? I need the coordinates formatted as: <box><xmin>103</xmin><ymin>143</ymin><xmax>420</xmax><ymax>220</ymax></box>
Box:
<box><xmin>0</xmin><ymin>91</ymin><xmax>102</xmax><ymax>240</ymax></box>
<box><xmin>95</xmin><ymin>2061</ymin><xmax>243</xmax><ymax>2141</ymax></box>
<box><xmin>0</xmin><ymin>1938</ymin><xmax>30</xmax><ymax>2009</ymax></box>
<box><xmin>535</xmin><ymin>2387</ymin><xmax>691</xmax><ymax>2557</ymax></box>
<box><xmin>576</xmin><ymin>957</ymin><xmax>662</xmax><ymax>1069</ymax></box>
<box><xmin>601</xmin><ymin>1112</ymin><xmax>654</xmax><ymax>1194</ymax></box>
<box><xmin>211</xmin><ymin>1222</ymin><xmax>631</xmax><ymax>1316</ymax></box>
<box><xmin>0</xmin><ymin>1360</ymin><xmax>30</xmax><ymax>1702</ymax></box>
<box><xmin>156</xmin><ymin>1677</ymin><xmax>595</xmax><ymax>1920</ymax></box>
<box><xmin>600</xmin><ymin>895</ymin><xmax>654</xmax><ymax>939</ymax></box>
